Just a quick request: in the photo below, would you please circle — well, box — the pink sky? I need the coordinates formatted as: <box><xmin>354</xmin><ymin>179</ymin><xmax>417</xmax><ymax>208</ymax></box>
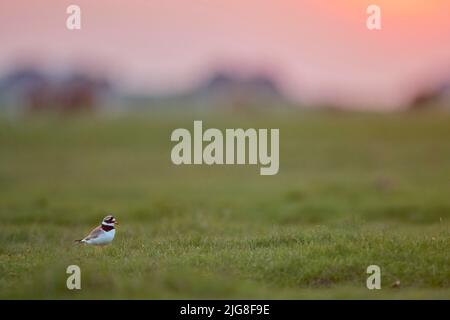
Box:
<box><xmin>1</xmin><ymin>0</ymin><xmax>450</xmax><ymax>108</ymax></box>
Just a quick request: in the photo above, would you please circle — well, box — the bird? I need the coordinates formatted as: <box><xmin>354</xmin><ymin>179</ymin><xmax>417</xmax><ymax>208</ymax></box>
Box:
<box><xmin>75</xmin><ymin>215</ymin><xmax>118</xmax><ymax>245</ymax></box>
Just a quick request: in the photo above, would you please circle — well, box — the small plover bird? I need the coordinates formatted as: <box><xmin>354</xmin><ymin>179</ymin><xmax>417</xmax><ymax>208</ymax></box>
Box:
<box><xmin>75</xmin><ymin>215</ymin><xmax>118</xmax><ymax>245</ymax></box>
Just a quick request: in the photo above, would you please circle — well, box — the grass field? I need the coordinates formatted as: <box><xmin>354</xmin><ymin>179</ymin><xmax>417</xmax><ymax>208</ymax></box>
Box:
<box><xmin>0</xmin><ymin>110</ymin><xmax>449</xmax><ymax>299</ymax></box>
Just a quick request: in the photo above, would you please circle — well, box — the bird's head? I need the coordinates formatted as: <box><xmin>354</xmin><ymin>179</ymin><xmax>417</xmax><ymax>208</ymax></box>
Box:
<box><xmin>102</xmin><ymin>215</ymin><xmax>118</xmax><ymax>227</ymax></box>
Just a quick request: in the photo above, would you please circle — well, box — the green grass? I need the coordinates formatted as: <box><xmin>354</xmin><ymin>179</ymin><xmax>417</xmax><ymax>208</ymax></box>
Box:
<box><xmin>0</xmin><ymin>110</ymin><xmax>449</xmax><ymax>299</ymax></box>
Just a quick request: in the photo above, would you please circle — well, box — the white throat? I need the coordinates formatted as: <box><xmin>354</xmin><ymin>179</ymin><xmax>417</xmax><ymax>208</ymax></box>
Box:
<box><xmin>102</xmin><ymin>222</ymin><xmax>115</xmax><ymax>228</ymax></box>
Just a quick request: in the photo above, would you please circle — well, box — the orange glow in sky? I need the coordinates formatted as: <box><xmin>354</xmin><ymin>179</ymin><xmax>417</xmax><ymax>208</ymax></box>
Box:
<box><xmin>1</xmin><ymin>0</ymin><xmax>450</xmax><ymax>108</ymax></box>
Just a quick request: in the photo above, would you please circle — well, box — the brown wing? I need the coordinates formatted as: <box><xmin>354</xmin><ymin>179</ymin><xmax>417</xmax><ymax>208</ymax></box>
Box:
<box><xmin>83</xmin><ymin>225</ymin><xmax>103</xmax><ymax>241</ymax></box>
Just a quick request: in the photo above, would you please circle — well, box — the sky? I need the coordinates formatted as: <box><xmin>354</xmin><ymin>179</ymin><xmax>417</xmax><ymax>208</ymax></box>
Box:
<box><xmin>1</xmin><ymin>0</ymin><xmax>450</xmax><ymax>109</ymax></box>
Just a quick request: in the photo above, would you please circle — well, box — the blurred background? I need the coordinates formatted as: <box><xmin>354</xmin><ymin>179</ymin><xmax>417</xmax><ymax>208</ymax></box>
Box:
<box><xmin>1</xmin><ymin>0</ymin><xmax>450</xmax><ymax>114</ymax></box>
